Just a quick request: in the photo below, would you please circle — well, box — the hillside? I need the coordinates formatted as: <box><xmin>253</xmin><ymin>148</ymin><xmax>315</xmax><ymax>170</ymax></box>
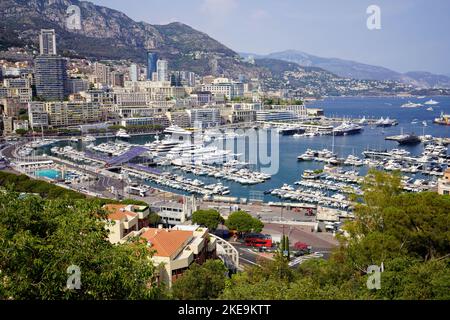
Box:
<box><xmin>2</xmin><ymin>0</ymin><xmax>440</xmax><ymax>96</ymax></box>
<box><xmin>244</xmin><ymin>50</ymin><xmax>450</xmax><ymax>89</ymax></box>
<box><xmin>0</xmin><ymin>0</ymin><xmax>264</xmax><ymax>78</ymax></box>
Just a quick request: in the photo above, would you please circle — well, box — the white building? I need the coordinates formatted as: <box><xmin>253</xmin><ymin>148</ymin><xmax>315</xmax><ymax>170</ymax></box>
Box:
<box><xmin>129</xmin><ymin>63</ymin><xmax>139</xmax><ymax>82</ymax></box>
<box><xmin>186</xmin><ymin>108</ymin><xmax>221</xmax><ymax>128</ymax></box>
<box><xmin>150</xmin><ymin>196</ymin><xmax>198</xmax><ymax>226</ymax></box>
<box><xmin>28</xmin><ymin>102</ymin><xmax>49</xmax><ymax>128</ymax></box>
<box><xmin>157</xmin><ymin>59</ymin><xmax>169</xmax><ymax>82</ymax></box>
<box><xmin>201</xmin><ymin>80</ymin><xmax>244</xmax><ymax>100</ymax></box>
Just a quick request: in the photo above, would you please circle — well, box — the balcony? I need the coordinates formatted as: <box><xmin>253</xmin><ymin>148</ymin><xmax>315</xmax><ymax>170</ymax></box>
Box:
<box><xmin>122</xmin><ymin>215</ymin><xmax>138</xmax><ymax>230</ymax></box>
<box><xmin>171</xmin><ymin>248</ymin><xmax>194</xmax><ymax>270</ymax></box>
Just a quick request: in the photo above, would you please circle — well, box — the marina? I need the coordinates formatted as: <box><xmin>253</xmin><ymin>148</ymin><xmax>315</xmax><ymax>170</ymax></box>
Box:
<box><xmin>14</xmin><ymin>96</ymin><xmax>447</xmax><ymax>209</ymax></box>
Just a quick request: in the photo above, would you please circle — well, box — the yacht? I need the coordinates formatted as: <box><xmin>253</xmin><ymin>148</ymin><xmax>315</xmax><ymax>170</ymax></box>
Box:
<box><xmin>376</xmin><ymin>117</ymin><xmax>398</xmax><ymax>127</ymax></box>
<box><xmin>358</xmin><ymin>116</ymin><xmax>368</xmax><ymax>125</ymax></box>
<box><xmin>82</xmin><ymin>135</ymin><xmax>96</xmax><ymax>142</ymax></box>
<box><xmin>116</xmin><ymin>129</ymin><xmax>131</xmax><ymax>139</ymax></box>
<box><xmin>424</xmin><ymin>99</ymin><xmax>439</xmax><ymax>105</ymax></box>
<box><xmin>434</xmin><ymin>112</ymin><xmax>450</xmax><ymax>125</ymax></box>
<box><xmin>344</xmin><ymin>155</ymin><xmax>364</xmax><ymax>166</ymax></box>
<box><xmin>333</xmin><ymin>122</ymin><xmax>363</xmax><ymax>136</ymax></box>
<box><xmin>401</xmin><ymin>101</ymin><xmax>422</xmax><ymax>108</ymax></box>
<box><xmin>301</xmin><ymin>170</ymin><xmax>324</xmax><ymax>179</ymax></box>
<box><xmin>426</xmin><ymin>107</ymin><xmax>434</xmax><ymax>111</ymax></box>
<box><xmin>147</xmin><ymin>139</ymin><xmax>182</xmax><ymax>156</ymax></box>
<box><xmin>298</xmin><ymin>149</ymin><xmax>317</xmax><ymax>161</ymax></box>
<box><xmin>395</xmin><ymin>134</ymin><xmax>421</xmax><ymax>145</ymax></box>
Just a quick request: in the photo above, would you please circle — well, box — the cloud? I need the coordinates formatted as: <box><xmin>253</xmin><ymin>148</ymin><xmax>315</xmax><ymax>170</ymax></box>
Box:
<box><xmin>200</xmin><ymin>0</ymin><xmax>238</xmax><ymax>17</ymax></box>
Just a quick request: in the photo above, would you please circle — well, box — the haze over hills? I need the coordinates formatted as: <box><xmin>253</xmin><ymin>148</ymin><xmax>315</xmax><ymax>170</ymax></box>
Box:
<box><xmin>241</xmin><ymin>50</ymin><xmax>450</xmax><ymax>89</ymax></box>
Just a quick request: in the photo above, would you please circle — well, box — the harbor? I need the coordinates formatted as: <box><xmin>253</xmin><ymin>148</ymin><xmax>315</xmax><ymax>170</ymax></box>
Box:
<box><xmin>4</xmin><ymin>96</ymin><xmax>449</xmax><ymax>212</ymax></box>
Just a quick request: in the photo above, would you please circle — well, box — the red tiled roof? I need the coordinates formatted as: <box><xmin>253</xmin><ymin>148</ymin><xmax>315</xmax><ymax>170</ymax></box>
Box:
<box><xmin>103</xmin><ymin>204</ymin><xmax>137</xmax><ymax>221</ymax></box>
<box><xmin>141</xmin><ymin>228</ymin><xmax>193</xmax><ymax>257</ymax></box>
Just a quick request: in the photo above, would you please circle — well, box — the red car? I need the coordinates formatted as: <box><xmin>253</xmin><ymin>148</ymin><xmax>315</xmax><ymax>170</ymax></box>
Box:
<box><xmin>244</xmin><ymin>233</ymin><xmax>273</xmax><ymax>248</ymax></box>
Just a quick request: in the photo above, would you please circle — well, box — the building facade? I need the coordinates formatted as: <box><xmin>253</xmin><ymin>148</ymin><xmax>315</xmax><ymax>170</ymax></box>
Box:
<box><xmin>34</xmin><ymin>55</ymin><xmax>68</xmax><ymax>101</ymax></box>
<box><xmin>39</xmin><ymin>29</ymin><xmax>57</xmax><ymax>55</ymax></box>
<box><xmin>147</xmin><ymin>52</ymin><xmax>158</xmax><ymax>80</ymax></box>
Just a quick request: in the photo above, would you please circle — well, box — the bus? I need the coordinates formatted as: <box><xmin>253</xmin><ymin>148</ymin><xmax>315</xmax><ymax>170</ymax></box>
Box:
<box><xmin>244</xmin><ymin>233</ymin><xmax>273</xmax><ymax>248</ymax></box>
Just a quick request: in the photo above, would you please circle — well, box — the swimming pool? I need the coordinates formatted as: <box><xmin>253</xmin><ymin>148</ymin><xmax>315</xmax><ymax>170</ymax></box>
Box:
<box><xmin>35</xmin><ymin>169</ymin><xmax>62</xmax><ymax>180</ymax></box>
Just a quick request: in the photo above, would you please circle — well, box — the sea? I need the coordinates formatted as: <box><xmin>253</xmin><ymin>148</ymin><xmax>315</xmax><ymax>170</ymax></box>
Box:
<box><xmin>37</xmin><ymin>96</ymin><xmax>450</xmax><ymax>202</ymax></box>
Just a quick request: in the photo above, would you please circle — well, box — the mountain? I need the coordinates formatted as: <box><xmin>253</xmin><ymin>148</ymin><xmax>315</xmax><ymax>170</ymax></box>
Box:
<box><xmin>0</xmin><ymin>0</ymin><xmax>264</xmax><ymax>78</ymax></box>
<box><xmin>2</xmin><ymin>0</ymin><xmax>443</xmax><ymax>96</ymax></box>
<box><xmin>243</xmin><ymin>50</ymin><xmax>450</xmax><ymax>89</ymax></box>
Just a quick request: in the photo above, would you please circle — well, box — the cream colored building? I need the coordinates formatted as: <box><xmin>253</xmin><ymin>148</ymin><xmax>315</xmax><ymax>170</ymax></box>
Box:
<box><xmin>103</xmin><ymin>204</ymin><xmax>150</xmax><ymax>244</ymax></box>
<box><xmin>44</xmin><ymin>101</ymin><xmax>101</xmax><ymax>127</ymax></box>
<box><xmin>438</xmin><ymin>169</ymin><xmax>450</xmax><ymax>195</ymax></box>
<box><xmin>124</xmin><ymin>225</ymin><xmax>217</xmax><ymax>286</ymax></box>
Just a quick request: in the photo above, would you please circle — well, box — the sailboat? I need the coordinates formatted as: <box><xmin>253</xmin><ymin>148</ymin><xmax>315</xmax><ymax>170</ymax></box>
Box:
<box><xmin>422</xmin><ymin>121</ymin><xmax>428</xmax><ymax>127</ymax></box>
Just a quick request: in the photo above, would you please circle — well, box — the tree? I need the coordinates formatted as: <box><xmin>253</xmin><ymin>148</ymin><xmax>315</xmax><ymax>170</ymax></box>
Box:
<box><xmin>0</xmin><ymin>190</ymin><xmax>163</xmax><ymax>299</ymax></box>
<box><xmin>171</xmin><ymin>260</ymin><xmax>228</xmax><ymax>300</ymax></box>
<box><xmin>225</xmin><ymin>211</ymin><xmax>264</xmax><ymax>236</ymax></box>
<box><xmin>148</xmin><ymin>212</ymin><xmax>162</xmax><ymax>227</ymax></box>
<box><xmin>192</xmin><ymin>209</ymin><xmax>225</xmax><ymax>230</ymax></box>
<box><xmin>223</xmin><ymin>171</ymin><xmax>450</xmax><ymax>300</ymax></box>
<box><xmin>15</xmin><ymin>128</ymin><xmax>28</xmax><ymax>136</ymax></box>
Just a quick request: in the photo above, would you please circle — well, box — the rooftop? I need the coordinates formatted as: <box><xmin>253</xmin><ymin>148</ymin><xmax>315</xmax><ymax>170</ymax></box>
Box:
<box><xmin>141</xmin><ymin>228</ymin><xmax>193</xmax><ymax>258</ymax></box>
<box><xmin>103</xmin><ymin>204</ymin><xmax>137</xmax><ymax>221</ymax></box>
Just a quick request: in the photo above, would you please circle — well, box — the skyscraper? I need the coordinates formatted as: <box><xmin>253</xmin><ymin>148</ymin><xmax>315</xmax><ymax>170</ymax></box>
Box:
<box><xmin>35</xmin><ymin>56</ymin><xmax>67</xmax><ymax>101</ymax></box>
<box><xmin>156</xmin><ymin>59</ymin><xmax>168</xmax><ymax>82</ymax></box>
<box><xmin>147</xmin><ymin>52</ymin><xmax>158</xmax><ymax>80</ymax></box>
<box><xmin>129</xmin><ymin>63</ymin><xmax>138</xmax><ymax>82</ymax></box>
<box><xmin>39</xmin><ymin>29</ymin><xmax>57</xmax><ymax>55</ymax></box>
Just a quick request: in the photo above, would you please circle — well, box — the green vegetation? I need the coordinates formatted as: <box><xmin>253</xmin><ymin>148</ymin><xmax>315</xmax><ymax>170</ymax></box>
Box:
<box><xmin>192</xmin><ymin>209</ymin><xmax>225</xmax><ymax>230</ymax></box>
<box><xmin>14</xmin><ymin>128</ymin><xmax>29</xmax><ymax>136</ymax></box>
<box><xmin>0</xmin><ymin>171</ymin><xmax>86</xmax><ymax>200</ymax></box>
<box><xmin>108</xmin><ymin>125</ymin><xmax>127</xmax><ymax>131</ymax></box>
<box><xmin>225</xmin><ymin>210</ymin><xmax>264</xmax><ymax>236</ymax></box>
<box><xmin>279</xmin><ymin>235</ymin><xmax>290</xmax><ymax>259</ymax></box>
<box><xmin>1</xmin><ymin>169</ymin><xmax>448</xmax><ymax>300</ymax></box>
<box><xmin>171</xmin><ymin>260</ymin><xmax>228</xmax><ymax>300</ymax></box>
<box><xmin>0</xmin><ymin>189</ymin><xmax>163</xmax><ymax>299</ymax></box>
<box><xmin>221</xmin><ymin>170</ymin><xmax>450</xmax><ymax>300</ymax></box>
<box><xmin>262</xmin><ymin>97</ymin><xmax>304</xmax><ymax>106</ymax></box>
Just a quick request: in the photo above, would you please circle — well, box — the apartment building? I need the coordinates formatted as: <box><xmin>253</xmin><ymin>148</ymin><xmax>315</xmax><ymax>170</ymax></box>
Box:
<box><xmin>150</xmin><ymin>197</ymin><xmax>198</xmax><ymax>226</ymax></box>
<box><xmin>438</xmin><ymin>169</ymin><xmax>450</xmax><ymax>195</ymax></box>
<box><xmin>0</xmin><ymin>78</ymin><xmax>33</xmax><ymax>103</ymax></box>
<box><xmin>165</xmin><ymin>111</ymin><xmax>192</xmax><ymax>128</ymax></box>
<box><xmin>120</xmin><ymin>115</ymin><xmax>170</xmax><ymax>128</ymax></box>
<box><xmin>103</xmin><ymin>204</ymin><xmax>151</xmax><ymax>244</ymax></box>
<box><xmin>1</xmin><ymin>98</ymin><xmax>24</xmax><ymax>118</ymax></box>
<box><xmin>256</xmin><ymin>110</ymin><xmax>301</xmax><ymax>122</ymax></box>
<box><xmin>35</xmin><ymin>55</ymin><xmax>67</xmax><ymax>101</ymax></box>
<box><xmin>134</xmin><ymin>225</ymin><xmax>216</xmax><ymax>286</ymax></box>
<box><xmin>201</xmin><ymin>78</ymin><xmax>244</xmax><ymax>100</ymax></box>
<box><xmin>28</xmin><ymin>102</ymin><xmax>49</xmax><ymax>128</ymax></box>
<box><xmin>44</xmin><ymin>101</ymin><xmax>101</xmax><ymax>127</ymax></box>
<box><xmin>186</xmin><ymin>108</ymin><xmax>221</xmax><ymax>128</ymax></box>
<box><xmin>1</xmin><ymin>116</ymin><xmax>13</xmax><ymax>136</ymax></box>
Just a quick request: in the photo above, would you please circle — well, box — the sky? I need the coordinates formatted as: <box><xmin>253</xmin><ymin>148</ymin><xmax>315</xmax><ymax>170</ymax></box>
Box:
<box><xmin>89</xmin><ymin>0</ymin><xmax>450</xmax><ymax>75</ymax></box>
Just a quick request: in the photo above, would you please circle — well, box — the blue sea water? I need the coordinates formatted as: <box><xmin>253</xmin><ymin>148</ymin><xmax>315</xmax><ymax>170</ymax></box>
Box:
<box><xmin>38</xmin><ymin>96</ymin><xmax>450</xmax><ymax>201</ymax></box>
